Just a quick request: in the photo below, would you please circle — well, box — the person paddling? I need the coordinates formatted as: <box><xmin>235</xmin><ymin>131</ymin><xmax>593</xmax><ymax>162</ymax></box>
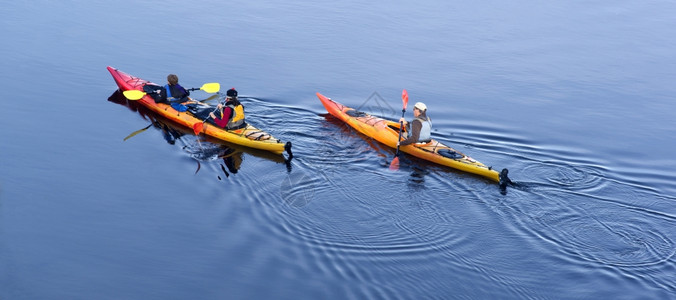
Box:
<box><xmin>397</xmin><ymin>102</ymin><xmax>432</xmax><ymax>146</ymax></box>
<box><xmin>161</xmin><ymin>74</ymin><xmax>193</xmax><ymax>112</ymax></box>
<box><xmin>164</xmin><ymin>74</ymin><xmax>191</xmax><ymax>102</ymax></box>
<box><xmin>140</xmin><ymin>74</ymin><xmax>191</xmax><ymax>108</ymax></box>
<box><xmin>210</xmin><ymin>88</ymin><xmax>247</xmax><ymax>130</ymax></box>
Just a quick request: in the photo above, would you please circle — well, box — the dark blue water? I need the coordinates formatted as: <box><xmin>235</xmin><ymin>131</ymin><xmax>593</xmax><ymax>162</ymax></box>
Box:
<box><xmin>2</xmin><ymin>1</ymin><xmax>676</xmax><ymax>299</ymax></box>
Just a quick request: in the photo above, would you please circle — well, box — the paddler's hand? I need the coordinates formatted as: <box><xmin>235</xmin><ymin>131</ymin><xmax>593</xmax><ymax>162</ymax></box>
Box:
<box><xmin>209</xmin><ymin>112</ymin><xmax>216</xmax><ymax>119</ymax></box>
<box><xmin>399</xmin><ymin>117</ymin><xmax>407</xmax><ymax>125</ymax></box>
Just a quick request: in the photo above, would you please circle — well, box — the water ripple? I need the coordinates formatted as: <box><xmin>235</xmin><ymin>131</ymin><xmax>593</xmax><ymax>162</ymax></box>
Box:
<box><xmin>564</xmin><ymin>217</ymin><xmax>675</xmax><ymax>267</ymax></box>
<box><xmin>142</xmin><ymin>96</ymin><xmax>676</xmax><ymax>296</ymax></box>
<box><xmin>504</xmin><ymin>186</ymin><xmax>676</xmax><ymax>268</ymax></box>
<box><xmin>245</xmin><ymin>167</ymin><xmax>468</xmax><ymax>288</ymax></box>
<box><xmin>520</xmin><ymin>160</ymin><xmax>606</xmax><ymax>192</ymax></box>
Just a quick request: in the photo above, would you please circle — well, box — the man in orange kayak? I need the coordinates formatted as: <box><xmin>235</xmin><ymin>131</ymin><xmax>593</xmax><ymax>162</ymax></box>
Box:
<box><xmin>209</xmin><ymin>88</ymin><xmax>248</xmax><ymax>130</ymax></box>
<box><xmin>397</xmin><ymin>102</ymin><xmax>432</xmax><ymax>146</ymax></box>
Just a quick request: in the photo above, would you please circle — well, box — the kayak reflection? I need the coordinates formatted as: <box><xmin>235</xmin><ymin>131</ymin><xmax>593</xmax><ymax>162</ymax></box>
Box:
<box><xmin>108</xmin><ymin>90</ymin><xmax>291</xmax><ymax>175</ymax></box>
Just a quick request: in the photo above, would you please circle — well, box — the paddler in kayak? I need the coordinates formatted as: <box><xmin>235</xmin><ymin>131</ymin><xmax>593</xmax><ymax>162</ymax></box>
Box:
<box><xmin>164</xmin><ymin>74</ymin><xmax>192</xmax><ymax>112</ymax></box>
<box><xmin>209</xmin><ymin>88</ymin><xmax>248</xmax><ymax>130</ymax></box>
<box><xmin>397</xmin><ymin>102</ymin><xmax>432</xmax><ymax>146</ymax></box>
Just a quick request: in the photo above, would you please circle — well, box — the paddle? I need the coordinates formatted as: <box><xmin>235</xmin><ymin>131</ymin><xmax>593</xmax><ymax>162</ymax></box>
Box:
<box><xmin>200</xmin><ymin>93</ymin><xmax>220</xmax><ymax>103</ymax></box>
<box><xmin>122</xmin><ymin>89</ymin><xmax>147</xmax><ymax>100</ymax></box>
<box><xmin>122</xmin><ymin>82</ymin><xmax>220</xmax><ymax>100</ymax></box>
<box><xmin>389</xmin><ymin>89</ymin><xmax>409</xmax><ymax>170</ymax></box>
<box><xmin>192</xmin><ymin>104</ymin><xmax>223</xmax><ymax>135</ymax></box>
<box><xmin>189</xmin><ymin>82</ymin><xmax>220</xmax><ymax>93</ymax></box>
<box><xmin>123</xmin><ymin>124</ymin><xmax>152</xmax><ymax>141</ymax></box>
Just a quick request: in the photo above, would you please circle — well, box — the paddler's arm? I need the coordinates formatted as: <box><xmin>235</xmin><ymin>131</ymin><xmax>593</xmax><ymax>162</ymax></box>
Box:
<box><xmin>398</xmin><ymin>119</ymin><xmax>421</xmax><ymax>146</ymax></box>
<box><xmin>210</xmin><ymin>104</ymin><xmax>232</xmax><ymax>128</ymax></box>
<box><xmin>178</xmin><ymin>85</ymin><xmax>191</xmax><ymax>102</ymax></box>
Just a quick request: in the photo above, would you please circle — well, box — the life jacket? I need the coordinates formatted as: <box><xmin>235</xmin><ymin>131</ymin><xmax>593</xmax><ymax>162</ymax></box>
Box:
<box><xmin>408</xmin><ymin>116</ymin><xmax>432</xmax><ymax>142</ymax></box>
<box><xmin>164</xmin><ymin>84</ymin><xmax>188</xmax><ymax>101</ymax></box>
<box><xmin>223</xmin><ymin>101</ymin><xmax>246</xmax><ymax>129</ymax></box>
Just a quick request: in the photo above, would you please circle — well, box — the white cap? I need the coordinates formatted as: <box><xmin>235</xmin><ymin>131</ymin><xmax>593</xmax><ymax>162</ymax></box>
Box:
<box><xmin>414</xmin><ymin>102</ymin><xmax>427</xmax><ymax>111</ymax></box>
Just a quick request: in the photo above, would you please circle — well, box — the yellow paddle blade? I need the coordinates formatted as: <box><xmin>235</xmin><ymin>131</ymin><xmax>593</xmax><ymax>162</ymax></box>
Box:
<box><xmin>123</xmin><ymin>124</ymin><xmax>152</xmax><ymax>141</ymax></box>
<box><xmin>200</xmin><ymin>83</ymin><xmax>220</xmax><ymax>93</ymax></box>
<box><xmin>122</xmin><ymin>90</ymin><xmax>146</xmax><ymax>100</ymax></box>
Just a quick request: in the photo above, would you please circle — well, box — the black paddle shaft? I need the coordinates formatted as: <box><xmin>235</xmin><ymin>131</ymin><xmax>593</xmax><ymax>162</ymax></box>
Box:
<box><xmin>394</xmin><ymin>108</ymin><xmax>406</xmax><ymax>157</ymax></box>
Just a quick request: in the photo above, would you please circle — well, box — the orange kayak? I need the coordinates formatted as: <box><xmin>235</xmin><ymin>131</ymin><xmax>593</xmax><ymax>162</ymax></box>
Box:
<box><xmin>317</xmin><ymin>92</ymin><xmax>510</xmax><ymax>185</ymax></box>
<box><xmin>107</xmin><ymin>66</ymin><xmax>292</xmax><ymax>156</ymax></box>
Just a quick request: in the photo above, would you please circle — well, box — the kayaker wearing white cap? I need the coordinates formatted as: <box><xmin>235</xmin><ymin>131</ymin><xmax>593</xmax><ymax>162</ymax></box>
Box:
<box><xmin>398</xmin><ymin>102</ymin><xmax>432</xmax><ymax>146</ymax></box>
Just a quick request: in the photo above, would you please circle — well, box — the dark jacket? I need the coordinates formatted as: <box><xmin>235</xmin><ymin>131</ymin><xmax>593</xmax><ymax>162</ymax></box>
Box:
<box><xmin>163</xmin><ymin>83</ymin><xmax>190</xmax><ymax>102</ymax></box>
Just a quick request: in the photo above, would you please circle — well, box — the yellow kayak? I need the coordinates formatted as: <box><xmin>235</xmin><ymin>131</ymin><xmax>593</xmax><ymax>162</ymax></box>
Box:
<box><xmin>317</xmin><ymin>92</ymin><xmax>510</xmax><ymax>186</ymax></box>
<box><xmin>108</xmin><ymin>66</ymin><xmax>292</xmax><ymax>156</ymax></box>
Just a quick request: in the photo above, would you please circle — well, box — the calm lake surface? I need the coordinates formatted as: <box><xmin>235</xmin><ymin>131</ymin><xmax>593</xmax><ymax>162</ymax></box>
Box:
<box><xmin>2</xmin><ymin>1</ymin><xmax>676</xmax><ymax>299</ymax></box>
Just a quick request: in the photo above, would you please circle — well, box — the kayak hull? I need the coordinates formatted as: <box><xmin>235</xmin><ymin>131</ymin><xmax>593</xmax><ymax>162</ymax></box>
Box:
<box><xmin>317</xmin><ymin>92</ymin><xmax>503</xmax><ymax>182</ymax></box>
<box><xmin>107</xmin><ymin>66</ymin><xmax>291</xmax><ymax>155</ymax></box>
